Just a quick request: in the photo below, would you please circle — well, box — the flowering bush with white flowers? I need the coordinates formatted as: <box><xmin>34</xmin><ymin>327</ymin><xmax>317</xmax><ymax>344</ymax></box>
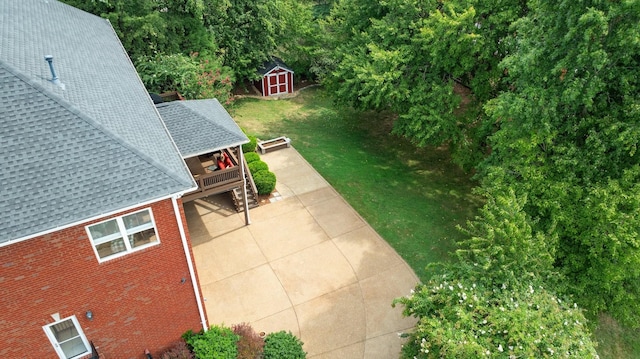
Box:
<box><xmin>394</xmin><ymin>270</ymin><xmax>598</xmax><ymax>358</ymax></box>
<box><xmin>394</xmin><ymin>190</ymin><xmax>598</xmax><ymax>358</ymax></box>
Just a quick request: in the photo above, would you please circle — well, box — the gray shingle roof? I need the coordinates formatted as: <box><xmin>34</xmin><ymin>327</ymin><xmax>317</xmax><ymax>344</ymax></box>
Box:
<box><xmin>257</xmin><ymin>57</ymin><xmax>294</xmax><ymax>76</ymax></box>
<box><xmin>0</xmin><ymin>1</ymin><xmax>196</xmax><ymax>243</ymax></box>
<box><xmin>157</xmin><ymin>100</ymin><xmax>249</xmax><ymax>158</ymax></box>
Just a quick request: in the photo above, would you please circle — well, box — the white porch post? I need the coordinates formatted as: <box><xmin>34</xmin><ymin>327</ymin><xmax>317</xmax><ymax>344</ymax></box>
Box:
<box><xmin>239</xmin><ymin>146</ymin><xmax>251</xmax><ymax>225</ymax></box>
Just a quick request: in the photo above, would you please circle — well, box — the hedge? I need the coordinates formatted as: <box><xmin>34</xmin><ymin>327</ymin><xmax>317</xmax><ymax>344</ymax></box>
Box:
<box><xmin>242</xmin><ymin>135</ymin><xmax>257</xmax><ymax>153</ymax></box>
<box><xmin>253</xmin><ymin>170</ymin><xmax>276</xmax><ymax>195</ymax></box>
<box><xmin>244</xmin><ymin>152</ymin><xmax>260</xmax><ymax>163</ymax></box>
<box><xmin>263</xmin><ymin>331</ymin><xmax>306</xmax><ymax>359</ymax></box>
<box><xmin>183</xmin><ymin>326</ymin><xmax>238</xmax><ymax>359</ymax></box>
<box><xmin>248</xmin><ymin>160</ymin><xmax>269</xmax><ymax>174</ymax></box>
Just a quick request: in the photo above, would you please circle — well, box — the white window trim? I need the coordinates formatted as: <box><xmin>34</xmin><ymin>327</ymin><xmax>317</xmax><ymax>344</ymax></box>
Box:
<box><xmin>86</xmin><ymin>208</ymin><xmax>160</xmax><ymax>263</ymax></box>
<box><xmin>43</xmin><ymin>315</ymin><xmax>91</xmax><ymax>359</ymax></box>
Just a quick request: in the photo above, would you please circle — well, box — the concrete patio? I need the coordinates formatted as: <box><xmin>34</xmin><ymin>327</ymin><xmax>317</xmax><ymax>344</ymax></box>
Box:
<box><xmin>183</xmin><ymin>147</ymin><xmax>419</xmax><ymax>358</ymax></box>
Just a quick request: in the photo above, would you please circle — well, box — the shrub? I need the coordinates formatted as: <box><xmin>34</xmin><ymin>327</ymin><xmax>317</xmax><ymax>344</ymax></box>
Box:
<box><xmin>232</xmin><ymin>323</ymin><xmax>264</xmax><ymax>359</ymax></box>
<box><xmin>160</xmin><ymin>341</ymin><xmax>193</xmax><ymax>359</ymax></box>
<box><xmin>263</xmin><ymin>331</ymin><xmax>306</xmax><ymax>359</ymax></box>
<box><xmin>253</xmin><ymin>170</ymin><xmax>276</xmax><ymax>195</ymax></box>
<box><xmin>136</xmin><ymin>53</ymin><xmax>233</xmax><ymax>102</ymax></box>
<box><xmin>181</xmin><ymin>329</ymin><xmax>197</xmax><ymax>349</ymax></box>
<box><xmin>242</xmin><ymin>135</ymin><xmax>257</xmax><ymax>153</ymax></box>
<box><xmin>183</xmin><ymin>325</ymin><xmax>238</xmax><ymax>359</ymax></box>
<box><xmin>394</xmin><ymin>266</ymin><xmax>598</xmax><ymax>358</ymax></box>
<box><xmin>244</xmin><ymin>152</ymin><xmax>260</xmax><ymax>164</ymax></box>
<box><xmin>248</xmin><ymin>160</ymin><xmax>269</xmax><ymax>174</ymax></box>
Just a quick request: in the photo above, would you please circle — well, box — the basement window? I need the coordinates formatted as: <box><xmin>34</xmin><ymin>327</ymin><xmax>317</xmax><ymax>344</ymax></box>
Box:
<box><xmin>86</xmin><ymin>208</ymin><xmax>159</xmax><ymax>261</ymax></box>
<box><xmin>43</xmin><ymin>316</ymin><xmax>90</xmax><ymax>359</ymax></box>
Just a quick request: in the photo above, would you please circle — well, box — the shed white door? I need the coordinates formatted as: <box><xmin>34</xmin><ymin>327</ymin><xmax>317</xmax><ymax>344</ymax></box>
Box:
<box><xmin>267</xmin><ymin>70</ymin><xmax>288</xmax><ymax>96</ymax></box>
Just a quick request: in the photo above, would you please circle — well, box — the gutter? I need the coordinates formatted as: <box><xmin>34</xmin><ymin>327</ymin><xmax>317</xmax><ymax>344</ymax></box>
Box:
<box><xmin>1</xmin><ymin>190</ymin><xmax>197</xmax><ymax>248</ymax></box>
<box><xmin>171</xmin><ymin>196</ymin><xmax>208</xmax><ymax>332</ymax></box>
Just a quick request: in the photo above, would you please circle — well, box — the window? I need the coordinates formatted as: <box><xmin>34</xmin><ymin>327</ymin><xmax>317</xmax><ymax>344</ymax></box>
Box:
<box><xmin>43</xmin><ymin>316</ymin><xmax>90</xmax><ymax>359</ymax></box>
<box><xmin>86</xmin><ymin>208</ymin><xmax>159</xmax><ymax>261</ymax></box>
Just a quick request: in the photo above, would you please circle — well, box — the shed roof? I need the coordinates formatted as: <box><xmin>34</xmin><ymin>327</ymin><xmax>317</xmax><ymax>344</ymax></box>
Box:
<box><xmin>0</xmin><ymin>0</ymin><xmax>196</xmax><ymax>244</ymax></box>
<box><xmin>157</xmin><ymin>100</ymin><xmax>249</xmax><ymax>158</ymax></box>
<box><xmin>257</xmin><ymin>57</ymin><xmax>294</xmax><ymax>76</ymax></box>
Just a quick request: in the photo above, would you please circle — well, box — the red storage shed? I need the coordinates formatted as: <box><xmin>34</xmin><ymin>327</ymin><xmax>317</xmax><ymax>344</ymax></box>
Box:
<box><xmin>256</xmin><ymin>57</ymin><xmax>294</xmax><ymax>96</ymax></box>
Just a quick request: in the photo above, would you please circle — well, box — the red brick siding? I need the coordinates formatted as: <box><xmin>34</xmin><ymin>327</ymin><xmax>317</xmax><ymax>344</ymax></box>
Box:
<box><xmin>0</xmin><ymin>198</ymin><xmax>204</xmax><ymax>359</ymax></box>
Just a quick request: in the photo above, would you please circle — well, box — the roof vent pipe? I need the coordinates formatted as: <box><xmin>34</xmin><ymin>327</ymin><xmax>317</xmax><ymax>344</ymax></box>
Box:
<box><xmin>44</xmin><ymin>55</ymin><xmax>58</xmax><ymax>81</ymax></box>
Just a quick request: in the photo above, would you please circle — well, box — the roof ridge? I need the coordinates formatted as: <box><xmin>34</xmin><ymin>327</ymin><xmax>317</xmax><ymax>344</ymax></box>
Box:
<box><xmin>159</xmin><ymin>100</ymin><xmax>235</xmax><ymax>136</ymax></box>
<box><xmin>102</xmin><ymin>19</ymin><xmax>197</xmax><ymax>188</ymax></box>
<box><xmin>156</xmin><ymin>100</ymin><xmax>248</xmax><ymax>158</ymax></box>
<box><xmin>158</xmin><ymin>100</ymin><xmax>217</xmax><ymax>124</ymax></box>
<box><xmin>168</xmin><ymin>99</ymin><xmax>220</xmax><ymax>119</ymax></box>
<box><xmin>1</xmin><ymin>60</ymin><xmax>194</xmax><ymax>189</ymax></box>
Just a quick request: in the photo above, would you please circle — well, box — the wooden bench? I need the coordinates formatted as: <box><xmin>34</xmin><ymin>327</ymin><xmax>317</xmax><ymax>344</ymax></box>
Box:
<box><xmin>257</xmin><ymin>137</ymin><xmax>291</xmax><ymax>154</ymax></box>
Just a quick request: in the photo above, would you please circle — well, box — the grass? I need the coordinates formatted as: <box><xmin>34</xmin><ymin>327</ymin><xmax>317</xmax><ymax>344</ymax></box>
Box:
<box><xmin>594</xmin><ymin>314</ymin><xmax>640</xmax><ymax>359</ymax></box>
<box><xmin>229</xmin><ymin>88</ymin><xmax>481</xmax><ymax>281</ymax></box>
<box><xmin>228</xmin><ymin>88</ymin><xmax>640</xmax><ymax>359</ymax></box>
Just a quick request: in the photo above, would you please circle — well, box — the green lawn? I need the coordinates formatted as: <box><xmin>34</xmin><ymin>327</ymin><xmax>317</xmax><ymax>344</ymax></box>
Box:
<box><xmin>594</xmin><ymin>314</ymin><xmax>640</xmax><ymax>359</ymax></box>
<box><xmin>229</xmin><ymin>88</ymin><xmax>481</xmax><ymax>281</ymax></box>
<box><xmin>227</xmin><ymin>87</ymin><xmax>639</xmax><ymax>359</ymax></box>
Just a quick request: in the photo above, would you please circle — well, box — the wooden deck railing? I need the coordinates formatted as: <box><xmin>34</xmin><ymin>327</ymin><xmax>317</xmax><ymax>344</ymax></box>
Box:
<box><xmin>199</xmin><ymin>166</ymin><xmax>241</xmax><ymax>188</ymax></box>
<box><xmin>183</xmin><ymin>166</ymin><xmax>242</xmax><ymax>202</ymax></box>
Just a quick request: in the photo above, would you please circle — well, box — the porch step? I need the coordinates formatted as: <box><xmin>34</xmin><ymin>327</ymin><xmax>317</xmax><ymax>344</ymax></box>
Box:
<box><xmin>230</xmin><ymin>148</ymin><xmax>260</xmax><ymax>212</ymax></box>
<box><xmin>231</xmin><ymin>185</ymin><xmax>259</xmax><ymax>212</ymax></box>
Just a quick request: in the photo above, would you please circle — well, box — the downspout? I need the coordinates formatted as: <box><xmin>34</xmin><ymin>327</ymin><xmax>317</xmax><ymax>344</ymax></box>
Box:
<box><xmin>239</xmin><ymin>146</ymin><xmax>251</xmax><ymax>225</ymax></box>
<box><xmin>171</xmin><ymin>196</ymin><xmax>208</xmax><ymax>332</ymax></box>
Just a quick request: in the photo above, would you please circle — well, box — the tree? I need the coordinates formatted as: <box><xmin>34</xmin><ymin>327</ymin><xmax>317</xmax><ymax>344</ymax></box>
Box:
<box><xmin>61</xmin><ymin>0</ymin><xmax>217</xmax><ymax>59</ymax></box>
<box><xmin>202</xmin><ymin>0</ymin><xmax>281</xmax><ymax>80</ymax></box>
<box><xmin>61</xmin><ymin>0</ymin><xmax>234</xmax><ymax>99</ymax></box>
<box><xmin>481</xmin><ymin>0</ymin><xmax>640</xmax><ymax>326</ymax></box>
<box><xmin>456</xmin><ymin>189</ymin><xmax>557</xmax><ymax>284</ymax></box>
<box><xmin>136</xmin><ymin>53</ymin><xmax>233</xmax><ymax>102</ymax></box>
<box><xmin>271</xmin><ymin>0</ymin><xmax>318</xmax><ymax>79</ymax></box>
<box><xmin>323</xmin><ymin>0</ymin><xmax>528</xmax><ymax>168</ymax></box>
<box><xmin>394</xmin><ymin>189</ymin><xmax>596</xmax><ymax>358</ymax></box>
<box><xmin>63</xmin><ymin>0</ymin><xmax>318</xmax><ymax>85</ymax></box>
<box><xmin>395</xmin><ymin>268</ymin><xmax>598</xmax><ymax>359</ymax></box>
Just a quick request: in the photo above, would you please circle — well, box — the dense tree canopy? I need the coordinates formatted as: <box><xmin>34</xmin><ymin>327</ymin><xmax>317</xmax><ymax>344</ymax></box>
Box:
<box><xmin>325</xmin><ymin>0</ymin><xmax>640</xmax><ymax>328</ymax></box>
<box><xmin>136</xmin><ymin>53</ymin><xmax>233</xmax><ymax>102</ymax></box>
<box><xmin>482</xmin><ymin>0</ymin><xmax>640</xmax><ymax>325</ymax></box>
<box><xmin>396</xmin><ymin>270</ymin><xmax>598</xmax><ymax>358</ymax></box>
<box><xmin>395</xmin><ymin>191</ymin><xmax>597</xmax><ymax>358</ymax></box>
<box><xmin>62</xmin><ymin>0</ymin><xmax>217</xmax><ymax>59</ymax></box>
<box><xmin>202</xmin><ymin>0</ymin><xmax>279</xmax><ymax>80</ymax></box>
<box><xmin>61</xmin><ymin>0</ymin><xmax>316</xmax><ymax>94</ymax></box>
<box><xmin>324</xmin><ymin>0</ymin><xmax>528</xmax><ymax>168</ymax></box>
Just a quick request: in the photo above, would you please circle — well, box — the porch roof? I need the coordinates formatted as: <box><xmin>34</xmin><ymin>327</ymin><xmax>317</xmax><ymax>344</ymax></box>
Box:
<box><xmin>157</xmin><ymin>99</ymin><xmax>249</xmax><ymax>158</ymax></box>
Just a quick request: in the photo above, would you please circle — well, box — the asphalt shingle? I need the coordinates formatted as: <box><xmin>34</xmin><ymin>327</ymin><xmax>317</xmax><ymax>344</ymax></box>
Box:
<box><xmin>0</xmin><ymin>1</ymin><xmax>196</xmax><ymax>243</ymax></box>
<box><xmin>157</xmin><ymin>99</ymin><xmax>248</xmax><ymax>158</ymax></box>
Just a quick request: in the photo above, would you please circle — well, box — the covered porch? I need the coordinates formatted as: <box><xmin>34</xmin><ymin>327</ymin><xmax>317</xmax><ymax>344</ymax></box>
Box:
<box><xmin>157</xmin><ymin>98</ymin><xmax>258</xmax><ymax>222</ymax></box>
<box><xmin>182</xmin><ymin>148</ymin><xmax>245</xmax><ymax>202</ymax></box>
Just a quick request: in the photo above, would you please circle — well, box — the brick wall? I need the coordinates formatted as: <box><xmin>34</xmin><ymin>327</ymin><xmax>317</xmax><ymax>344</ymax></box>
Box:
<box><xmin>0</xmin><ymin>198</ymin><xmax>206</xmax><ymax>359</ymax></box>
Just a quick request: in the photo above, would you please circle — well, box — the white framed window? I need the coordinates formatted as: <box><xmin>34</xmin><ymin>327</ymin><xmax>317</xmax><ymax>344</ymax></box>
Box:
<box><xmin>86</xmin><ymin>208</ymin><xmax>159</xmax><ymax>261</ymax></box>
<box><xmin>43</xmin><ymin>316</ymin><xmax>90</xmax><ymax>359</ymax></box>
